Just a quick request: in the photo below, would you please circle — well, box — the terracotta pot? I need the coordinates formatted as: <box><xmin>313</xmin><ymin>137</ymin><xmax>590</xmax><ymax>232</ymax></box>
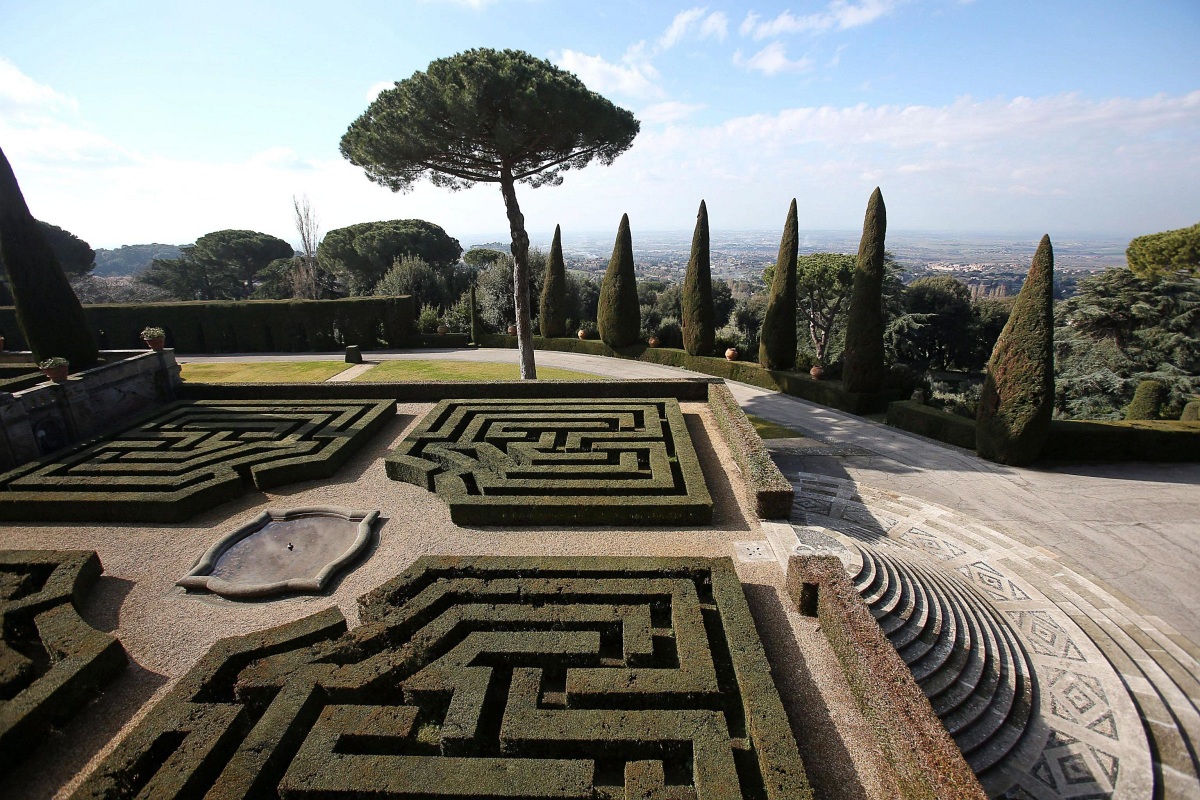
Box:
<box><xmin>144</xmin><ymin>336</ymin><xmax>166</xmax><ymax>351</ymax></box>
<box><xmin>42</xmin><ymin>365</ymin><xmax>69</xmax><ymax>382</ymax></box>
<box><xmin>809</xmin><ymin>365</ymin><xmax>825</xmax><ymax>380</ymax></box>
<box><xmin>507</xmin><ymin>324</ymin><xmax>517</xmax><ymax>335</ymax></box>
<box><xmin>725</xmin><ymin>347</ymin><xmax>738</xmax><ymax>361</ymax></box>
<box><xmin>578</xmin><ymin>329</ymin><xmax>589</xmax><ymax>340</ymax></box>
<box><xmin>647</xmin><ymin>336</ymin><xmax>660</xmax><ymax>348</ymax></box>
<box><xmin>436</xmin><ymin>325</ymin><xmax>449</xmax><ymax>335</ymax></box>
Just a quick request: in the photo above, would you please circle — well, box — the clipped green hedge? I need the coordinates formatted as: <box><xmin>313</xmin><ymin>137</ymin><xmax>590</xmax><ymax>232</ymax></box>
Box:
<box><xmin>786</xmin><ymin>554</ymin><xmax>986</xmax><ymax>800</ymax></box>
<box><xmin>0</xmin><ymin>399</ymin><xmax>396</xmax><ymax>522</ymax></box>
<box><xmin>887</xmin><ymin>401</ymin><xmax>977</xmax><ymax>449</ymax></box>
<box><xmin>481</xmin><ymin>335</ymin><xmax>889</xmax><ymax>414</ymax></box>
<box><xmin>386</xmin><ymin>398</ymin><xmax>713</xmax><ymax>526</ymax></box>
<box><xmin>888</xmin><ymin>400</ymin><xmax>1200</xmax><ymax>462</ymax></box>
<box><xmin>179</xmin><ymin>378</ymin><xmax>713</xmax><ymax>402</ymax></box>
<box><xmin>0</xmin><ymin>295</ymin><xmax>416</xmax><ymax>354</ymax></box>
<box><xmin>707</xmin><ymin>382</ymin><xmax>794</xmax><ymax>518</ymax></box>
<box><xmin>75</xmin><ymin>556</ymin><xmax>811</xmax><ymax>799</ymax></box>
<box><xmin>0</xmin><ymin>364</ymin><xmax>42</xmax><ymax>393</ymax></box>
<box><xmin>0</xmin><ymin>550</ymin><xmax>128</xmax><ymax>776</ymax></box>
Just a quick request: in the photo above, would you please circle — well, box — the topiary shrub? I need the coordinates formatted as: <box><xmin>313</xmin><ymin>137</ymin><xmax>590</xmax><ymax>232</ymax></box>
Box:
<box><xmin>1126</xmin><ymin>379</ymin><xmax>1167</xmax><ymax>420</ymax></box>
<box><xmin>682</xmin><ymin>200</ymin><xmax>715</xmax><ymax>356</ymax></box>
<box><xmin>597</xmin><ymin>213</ymin><xmax>640</xmax><ymax>348</ymax></box>
<box><xmin>759</xmin><ymin>199</ymin><xmax>798</xmax><ymax>370</ymax></box>
<box><xmin>976</xmin><ymin>235</ymin><xmax>1055</xmax><ymax>465</ymax></box>
<box><xmin>1182</xmin><ymin>399</ymin><xmax>1200</xmax><ymax>421</ymax></box>
<box><xmin>0</xmin><ymin>146</ymin><xmax>99</xmax><ymax>370</ymax></box>
<box><xmin>539</xmin><ymin>224</ymin><xmax>568</xmax><ymax>338</ymax></box>
<box><xmin>843</xmin><ymin>187</ymin><xmax>886</xmax><ymax>393</ymax></box>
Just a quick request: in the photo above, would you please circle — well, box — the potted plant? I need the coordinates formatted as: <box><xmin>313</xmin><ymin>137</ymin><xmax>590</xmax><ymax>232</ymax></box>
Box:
<box><xmin>725</xmin><ymin>347</ymin><xmax>739</xmax><ymax>361</ymax></box>
<box><xmin>578</xmin><ymin>327</ymin><xmax>591</xmax><ymax>340</ymax></box>
<box><xmin>141</xmin><ymin>326</ymin><xmax>166</xmax><ymax>351</ymax></box>
<box><xmin>436</xmin><ymin>324</ymin><xmax>449</xmax><ymax>335</ymax></box>
<box><xmin>38</xmin><ymin>356</ymin><xmax>69</xmax><ymax>382</ymax></box>
<box><xmin>507</xmin><ymin>324</ymin><xmax>518</xmax><ymax>336</ymax></box>
<box><xmin>809</xmin><ymin>360</ymin><xmax>825</xmax><ymax>380</ymax></box>
<box><xmin>647</xmin><ymin>334</ymin><xmax>660</xmax><ymax>348</ymax></box>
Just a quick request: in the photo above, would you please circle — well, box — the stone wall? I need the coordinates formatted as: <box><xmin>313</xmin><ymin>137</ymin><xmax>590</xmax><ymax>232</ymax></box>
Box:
<box><xmin>0</xmin><ymin>350</ymin><xmax>180</xmax><ymax>470</ymax></box>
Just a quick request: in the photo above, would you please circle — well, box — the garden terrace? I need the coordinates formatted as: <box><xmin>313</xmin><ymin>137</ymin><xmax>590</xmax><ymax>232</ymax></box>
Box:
<box><xmin>73</xmin><ymin>556</ymin><xmax>810</xmax><ymax>800</ymax></box>
<box><xmin>0</xmin><ymin>550</ymin><xmax>127</xmax><ymax>776</ymax></box>
<box><xmin>0</xmin><ymin>399</ymin><xmax>395</xmax><ymax>522</ymax></box>
<box><xmin>385</xmin><ymin>398</ymin><xmax>713</xmax><ymax>525</ymax></box>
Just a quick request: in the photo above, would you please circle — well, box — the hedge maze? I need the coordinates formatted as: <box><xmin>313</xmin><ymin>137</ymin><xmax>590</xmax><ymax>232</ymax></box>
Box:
<box><xmin>1</xmin><ymin>550</ymin><xmax>127</xmax><ymax>776</ymax></box>
<box><xmin>386</xmin><ymin>398</ymin><xmax>713</xmax><ymax>525</ymax></box>
<box><xmin>73</xmin><ymin>556</ymin><xmax>809</xmax><ymax>799</ymax></box>
<box><xmin>0</xmin><ymin>399</ymin><xmax>395</xmax><ymax>523</ymax></box>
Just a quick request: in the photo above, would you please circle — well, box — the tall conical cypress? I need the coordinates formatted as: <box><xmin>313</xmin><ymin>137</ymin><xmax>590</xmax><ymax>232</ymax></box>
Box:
<box><xmin>759</xmin><ymin>199</ymin><xmax>798</xmax><ymax>370</ymax></box>
<box><xmin>843</xmin><ymin>187</ymin><xmax>887</xmax><ymax>392</ymax></box>
<box><xmin>469</xmin><ymin>283</ymin><xmax>481</xmax><ymax>344</ymax></box>
<box><xmin>0</xmin><ymin>146</ymin><xmax>98</xmax><ymax>370</ymax></box>
<box><xmin>539</xmin><ymin>224</ymin><xmax>567</xmax><ymax>338</ymax></box>
<box><xmin>598</xmin><ymin>213</ymin><xmax>640</xmax><ymax>348</ymax></box>
<box><xmin>976</xmin><ymin>235</ymin><xmax>1055</xmax><ymax>465</ymax></box>
<box><xmin>682</xmin><ymin>200</ymin><xmax>714</xmax><ymax>356</ymax></box>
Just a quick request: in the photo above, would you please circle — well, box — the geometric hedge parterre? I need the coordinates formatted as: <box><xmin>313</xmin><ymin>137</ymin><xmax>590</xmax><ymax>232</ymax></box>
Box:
<box><xmin>385</xmin><ymin>399</ymin><xmax>713</xmax><ymax>526</ymax></box>
<box><xmin>0</xmin><ymin>400</ymin><xmax>396</xmax><ymax>523</ymax></box>
<box><xmin>73</xmin><ymin>556</ymin><xmax>810</xmax><ymax>799</ymax></box>
<box><xmin>1</xmin><ymin>550</ymin><xmax>127</xmax><ymax>777</ymax></box>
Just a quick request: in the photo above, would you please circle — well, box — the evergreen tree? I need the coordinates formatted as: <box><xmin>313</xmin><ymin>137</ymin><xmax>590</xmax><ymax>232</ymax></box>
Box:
<box><xmin>682</xmin><ymin>200</ymin><xmax>715</xmax><ymax>355</ymax></box>
<box><xmin>0</xmin><ymin>146</ymin><xmax>98</xmax><ymax>370</ymax></box>
<box><xmin>1125</xmin><ymin>379</ymin><xmax>1166</xmax><ymax>420</ymax></box>
<box><xmin>539</xmin><ymin>224</ymin><xmax>568</xmax><ymax>338</ymax></box>
<box><xmin>758</xmin><ymin>199</ymin><xmax>798</xmax><ymax>370</ymax></box>
<box><xmin>976</xmin><ymin>235</ymin><xmax>1055</xmax><ymax>465</ymax></box>
<box><xmin>598</xmin><ymin>214</ymin><xmax>640</xmax><ymax>348</ymax></box>
<box><xmin>469</xmin><ymin>284</ymin><xmax>481</xmax><ymax>344</ymax></box>
<box><xmin>843</xmin><ymin>187</ymin><xmax>887</xmax><ymax>392</ymax></box>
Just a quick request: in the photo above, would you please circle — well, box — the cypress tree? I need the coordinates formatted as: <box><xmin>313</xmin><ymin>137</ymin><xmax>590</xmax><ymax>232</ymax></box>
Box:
<box><xmin>597</xmin><ymin>213</ymin><xmax>640</xmax><ymax>348</ymax></box>
<box><xmin>843</xmin><ymin>187</ymin><xmax>887</xmax><ymax>392</ymax></box>
<box><xmin>976</xmin><ymin>235</ymin><xmax>1055</xmax><ymax>465</ymax></box>
<box><xmin>1125</xmin><ymin>379</ymin><xmax>1166</xmax><ymax>420</ymax></box>
<box><xmin>682</xmin><ymin>200</ymin><xmax>715</xmax><ymax>356</ymax></box>
<box><xmin>0</xmin><ymin>146</ymin><xmax>98</xmax><ymax>370</ymax></box>
<box><xmin>539</xmin><ymin>224</ymin><xmax>568</xmax><ymax>338</ymax></box>
<box><xmin>469</xmin><ymin>283</ymin><xmax>481</xmax><ymax>344</ymax></box>
<box><xmin>758</xmin><ymin>199</ymin><xmax>798</xmax><ymax>370</ymax></box>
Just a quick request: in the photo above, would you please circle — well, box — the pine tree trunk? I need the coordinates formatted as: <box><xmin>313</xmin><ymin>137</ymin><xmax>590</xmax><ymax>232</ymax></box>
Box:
<box><xmin>499</xmin><ymin>168</ymin><xmax>537</xmax><ymax>379</ymax></box>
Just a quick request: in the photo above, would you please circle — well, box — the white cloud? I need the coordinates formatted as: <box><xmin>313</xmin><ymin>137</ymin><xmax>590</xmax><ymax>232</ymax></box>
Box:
<box><xmin>639</xmin><ymin>101</ymin><xmax>706</xmax><ymax>125</ymax></box>
<box><xmin>555</xmin><ymin>49</ymin><xmax>663</xmax><ymax>100</ymax></box>
<box><xmin>365</xmin><ymin>81</ymin><xmax>393</xmax><ymax>102</ymax></box>
<box><xmin>699</xmin><ymin>11</ymin><xmax>730</xmax><ymax>41</ymax></box>
<box><xmin>0</xmin><ymin>58</ymin><xmax>77</xmax><ymax>116</ymax></box>
<box><xmin>733</xmin><ymin>42</ymin><xmax>814</xmax><ymax>76</ymax></box>
<box><xmin>743</xmin><ymin>1</ymin><xmax>898</xmax><ymax>39</ymax></box>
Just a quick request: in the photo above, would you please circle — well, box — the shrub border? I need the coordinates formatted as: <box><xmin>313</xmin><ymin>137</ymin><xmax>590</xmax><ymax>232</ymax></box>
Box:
<box><xmin>480</xmin><ymin>335</ymin><xmax>889</xmax><ymax>414</ymax></box>
<box><xmin>0</xmin><ymin>550</ymin><xmax>128</xmax><ymax>775</ymax></box>
<box><xmin>785</xmin><ymin>554</ymin><xmax>986</xmax><ymax>800</ymax></box>
<box><xmin>707</xmin><ymin>383</ymin><xmax>793</xmax><ymax>518</ymax></box>
<box><xmin>887</xmin><ymin>399</ymin><xmax>1200</xmax><ymax>462</ymax></box>
<box><xmin>178</xmin><ymin>378</ymin><xmax>714</xmax><ymax>402</ymax></box>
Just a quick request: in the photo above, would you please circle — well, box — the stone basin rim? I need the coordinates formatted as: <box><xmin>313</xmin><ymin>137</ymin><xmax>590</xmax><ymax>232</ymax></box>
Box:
<box><xmin>177</xmin><ymin>506</ymin><xmax>379</xmax><ymax>599</ymax></box>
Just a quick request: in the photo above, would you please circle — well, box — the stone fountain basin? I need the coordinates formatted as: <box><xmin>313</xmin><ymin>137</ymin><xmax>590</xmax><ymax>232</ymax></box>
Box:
<box><xmin>177</xmin><ymin>506</ymin><xmax>378</xmax><ymax>599</ymax></box>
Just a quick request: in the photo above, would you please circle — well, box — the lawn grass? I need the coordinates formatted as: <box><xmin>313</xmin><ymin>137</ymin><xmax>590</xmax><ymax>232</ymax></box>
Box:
<box><xmin>353</xmin><ymin>360</ymin><xmax>603</xmax><ymax>382</ymax></box>
<box><xmin>746</xmin><ymin>414</ymin><xmax>806</xmax><ymax>439</ymax></box>
<box><xmin>180</xmin><ymin>361</ymin><xmax>351</xmax><ymax>383</ymax></box>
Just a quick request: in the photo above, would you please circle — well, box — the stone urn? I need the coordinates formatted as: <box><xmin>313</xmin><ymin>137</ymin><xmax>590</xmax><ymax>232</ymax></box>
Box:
<box><xmin>578</xmin><ymin>328</ymin><xmax>590</xmax><ymax>340</ymax></box>
<box><xmin>436</xmin><ymin>325</ymin><xmax>449</xmax><ymax>335</ymax></box>
<box><xmin>809</xmin><ymin>365</ymin><xmax>825</xmax><ymax>380</ymax></box>
<box><xmin>647</xmin><ymin>335</ymin><xmax>660</xmax><ymax>348</ymax></box>
<box><xmin>507</xmin><ymin>324</ymin><xmax>518</xmax><ymax>336</ymax></box>
<box><xmin>725</xmin><ymin>347</ymin><xmax>738</xmax><ymax>361</ymax></box>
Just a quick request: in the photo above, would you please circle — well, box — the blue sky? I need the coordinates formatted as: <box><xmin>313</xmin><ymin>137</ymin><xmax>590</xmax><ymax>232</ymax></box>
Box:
<box><xmin>1</xmin><ymin>0</ymin><xmax>1197</xmax><ymax>248</ymax></box>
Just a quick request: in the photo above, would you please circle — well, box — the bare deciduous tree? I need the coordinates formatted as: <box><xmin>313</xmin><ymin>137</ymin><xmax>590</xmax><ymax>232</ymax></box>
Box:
<box><xmin>291</xmin><ymin>194</ymin><xmax>322</xmax><ymax>299</ymax></box>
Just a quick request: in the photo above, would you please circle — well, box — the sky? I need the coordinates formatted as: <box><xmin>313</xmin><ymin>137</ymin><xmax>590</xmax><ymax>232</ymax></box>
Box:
<box><xmin>1</xmin><ymin>0</ymin><xmax>1197</xmax><ymax>250</ymax></box>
